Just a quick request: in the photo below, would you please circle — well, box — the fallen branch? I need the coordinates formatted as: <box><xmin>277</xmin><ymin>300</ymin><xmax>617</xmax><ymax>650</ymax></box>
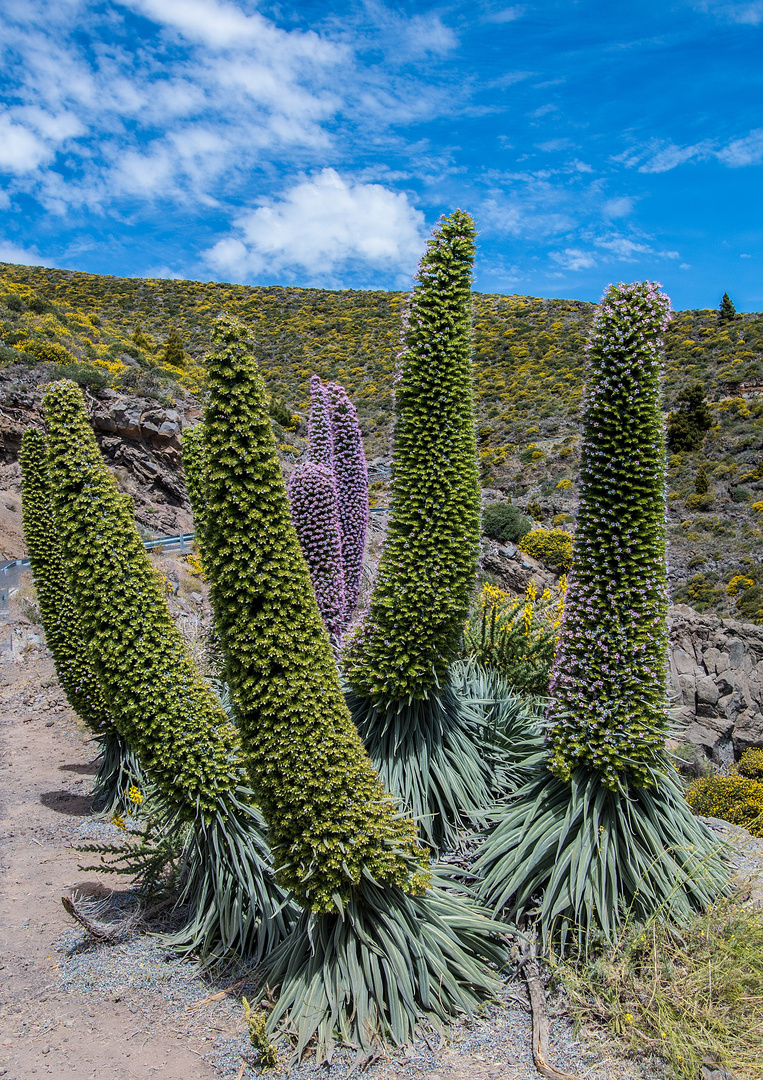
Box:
<box><xmin>520</xmin><ymin>945</ymin><xmax>581</xmax><ymax>1080</ymax></box>
<box><xmin>188</xmin><ymin>977</ymin><xmax>248</xmax><ymax>1009</ymax></box>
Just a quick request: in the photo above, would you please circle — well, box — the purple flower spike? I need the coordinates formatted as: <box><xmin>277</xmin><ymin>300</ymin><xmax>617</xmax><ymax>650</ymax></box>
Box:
<box><xmin>326</xmin><ymin>381</ymin><xmax>369</xmax><ymax>622</ymax></box>
<box><xmin>307</xmin><ymin>375</ymin><xmax>333</xmax><ymax>469</ymax></box>
<box><xmin>288</xmin><ymin>461</ymin><xmax>346</xmax><ymax>645</ymax></box>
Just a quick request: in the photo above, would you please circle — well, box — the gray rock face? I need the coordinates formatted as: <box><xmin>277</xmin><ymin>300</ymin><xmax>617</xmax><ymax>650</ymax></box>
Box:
<box><xmin>668</xmin><ymin>604</ymin><xmax>763</xmax><ymax>762</ymax></box>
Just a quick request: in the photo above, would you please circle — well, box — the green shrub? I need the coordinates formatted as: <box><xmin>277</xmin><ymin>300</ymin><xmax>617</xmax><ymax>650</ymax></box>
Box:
<box><xmin>738</xmin><ymin>748</ymin><xmax>763</xmax><ymax>779</ymax></box>
<box><xmin>694</xmin><ymin>465</ymin><xmax>709</xmax><ymax>494</ymax></box>
<box><xmin>518</xmin><ymin>528</ymin><xmax>572</xmax><ymax>572</ymax></box>
<box><xmin>730</xmin><ymin>485</ymin><xmax>751</xmax><ymax>503</ymax></box>
<box><xmin>49</xmin><ymin>362</ymin><xmax>110</xmax><ymax>390</ymax></box>
<box><xmin>481</xmin><ymin>502</ymin><xmax>532</xmax><ymax>543</ymax></box>
<box><xmin>686</xmin><ymin>775</ymin><xmax>763</xmax><ymax>835</ymax></box>
<box><xmin>685</xmin><ymin>492</ymin><xmax>714</xmax><ymax>511</ymax></box>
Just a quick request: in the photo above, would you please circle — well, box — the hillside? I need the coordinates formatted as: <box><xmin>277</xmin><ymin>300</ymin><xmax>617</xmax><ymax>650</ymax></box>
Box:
<box><xmin>2</xmin><ymin>261</ymin><xmax>763</xmax><ymax>621</ymax></box>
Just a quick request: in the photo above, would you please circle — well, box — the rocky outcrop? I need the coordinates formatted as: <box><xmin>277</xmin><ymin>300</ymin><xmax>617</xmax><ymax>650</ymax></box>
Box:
<box><xmin>480</xmin><ymin>537</ymin><xmax>557</xmax><ymax>595</ymax></box>
<box><xmin>0</xmin><ymin>369</ymin><xmax>197</xmax><ymax>545</ymax></box>
<box><xmin>668</xmin><ymin>605</ymin><xmax>763</xmax><ymax>764</ymax></box>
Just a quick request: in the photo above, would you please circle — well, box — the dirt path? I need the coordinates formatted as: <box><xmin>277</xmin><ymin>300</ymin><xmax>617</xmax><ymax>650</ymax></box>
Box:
<box><xmin>0</xmin><ymin>646</ymin><xmax>216</xmax><ymax>1080</ymax></box>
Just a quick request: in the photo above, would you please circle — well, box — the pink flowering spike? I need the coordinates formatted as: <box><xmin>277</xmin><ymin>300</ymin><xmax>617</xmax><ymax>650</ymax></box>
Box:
<box><xmin>307</xmin><ymin>375</ymin><xmax>333</xmax><ymax>468</ymax></box>
<box><xmin>326</xmin><ymin>381</ymin><xmax>369</xmax><ymax>622</ymax></box>
<box><xmin>288</xmin><ymin>461</ymin><xmax>346</xmax><ymax>645</ymax></box>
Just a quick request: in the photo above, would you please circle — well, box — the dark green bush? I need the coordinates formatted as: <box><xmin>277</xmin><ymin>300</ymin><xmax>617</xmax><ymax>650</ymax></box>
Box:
<box><xmin>481</xmin><ymin>502</ymin><xmax>532</xmax><ymax>543</ymax></box>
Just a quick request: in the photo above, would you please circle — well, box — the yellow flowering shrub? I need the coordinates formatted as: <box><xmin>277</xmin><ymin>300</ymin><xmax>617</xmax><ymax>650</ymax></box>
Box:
<box><xmin>686</xmin><ymin>775</ymin><xmax>763</xmax><ymax>836</ymax></box>
<box><xmin>738</xmin><ymin>748</ymin><xmax>763</xmax><ymax>779</ymax></box>
<box><xmin>518</xmin><ymin>528</ymin><xmax>573</xmax><ymax>572</ymax></box>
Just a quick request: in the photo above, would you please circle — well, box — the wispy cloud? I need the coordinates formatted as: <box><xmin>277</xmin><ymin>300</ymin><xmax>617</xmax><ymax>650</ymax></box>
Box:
<box><xmin>615</xmin><ymin>128</ymin><xmax>763</xmax><ymax>172</ymax></box>
<box><xmin>204</xmin><ymin>169</ymin><xmax>427</xmax><ymax>283</ymax></box>
<box><xmin>0</xmin><ymin>237</ymin><xmax>55</xmax><ymax>266</ymax></box>
<box><xmin>694</xmin><ymin>1</ymin><xmax>763</xmax><ymax>25</ymax></box>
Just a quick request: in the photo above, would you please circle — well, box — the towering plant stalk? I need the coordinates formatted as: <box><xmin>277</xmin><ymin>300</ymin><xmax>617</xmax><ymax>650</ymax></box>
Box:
<box><xmin>181</xmin><ymin>424</ymin><xmax>208</xmax><ymax>557</ymax></box>
<box><xmin>325</xmin><ymin>380</ymin><xmax>368</xmax><ymax>620</ymax></box>
<box><xmin>42</xmin><ymin>380</ymin><xmax>290</xmax><ymax>958</ymax></box>
<box><xmin>341</xmin><ymin>211</ymin><xmax>509</xmax><ymax>851</ymax></box>
<box><xmin>19</xmin><ymin>429</ymin><xmax>138</xmax><ymax>810</ymax></box>
<box><xmin>476</xmin><ymin>282</ymin><xmax>728</xmax><ymax>942</ymax></box>
<box><xmin>344</xmin><ymin>210</ymin><xmax>481</xmax><ymax>702</ymax></box>
<box><xmin>202</xmin><ymin>314</ymin><xmax>504</xmax><ymax>1058</ymax></box>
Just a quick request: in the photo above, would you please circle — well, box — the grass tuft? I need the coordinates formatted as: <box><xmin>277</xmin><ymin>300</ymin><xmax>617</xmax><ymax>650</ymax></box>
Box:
<box><xmin>556</xmin><ymin>893</ymin><xmax>763</xmax><ymax>1080</ymax></box>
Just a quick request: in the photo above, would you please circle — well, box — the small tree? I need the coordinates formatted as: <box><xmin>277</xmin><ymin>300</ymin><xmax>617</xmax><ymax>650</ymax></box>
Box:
<box><xmin>695</xmin><ymin>465</ymin><xmax>709</xmax><ymax>495</ymax></box>
<box><xmin>719</xmin><ymin>292</ymin><xmax>737</xmax><ymax>324</ymax></box>
<box><xmin>667</xmin><ymin>382</ymin><xmax>713</xmax><ymax>452</ymax></box>
<box><xmin>162</xmin><ymin>326</ymin><xmax>186</xmax><ymax>368</ymax></box>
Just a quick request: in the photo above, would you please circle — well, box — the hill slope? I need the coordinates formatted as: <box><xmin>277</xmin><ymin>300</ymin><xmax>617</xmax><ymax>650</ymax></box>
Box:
<box><xmin>2</xmin><ymin>262</ymin><xmax>763</xmax><ymax>620</ymax></box>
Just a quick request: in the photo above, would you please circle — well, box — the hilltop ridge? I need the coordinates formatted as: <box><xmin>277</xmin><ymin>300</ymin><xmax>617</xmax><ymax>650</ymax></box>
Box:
<box><xmin>3</xmin><ymin>261</ymin><xmax>763</xmax><ymax>621</ymax></box>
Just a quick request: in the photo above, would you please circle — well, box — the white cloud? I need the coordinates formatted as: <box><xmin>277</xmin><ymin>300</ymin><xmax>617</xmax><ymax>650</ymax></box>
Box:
<box><xmin>602</xmin><ymin>196</ymin><xmax>634</xmax><ymax>219</ymax></box>
<box><xmin>716</xmin><ymin>128</ymin><xmax>763</xmax><ymax>166</ymax></box>
<box><xmin>0</xmin><ymin>114</ymin><xmax>51</xmax><ymax>173</ymax></box>
<box><xmin>485</xmin><ymin>6</ymin><xmax>527</xmax><ymax>23</ymax></box>
<box><xmin>550</xmin><ymin>248</ymin><xmax>596</xmax><ymax>271</ymax></box>
<box><xmin>0</xmin><ymin>238</ymin><xmax>55</xmax><ymax>266</ymax></box>
<box><xmin>204</xmin><ymin>169</ymin><xmax>427</xmax><ymax>282</ymax></box>
<box><xmin>637</xmin><ymin>141</ymin><xmax>710</xmax><ymax>173</ymax></box>
<box><xmin>695</xmin><ymin>1</ymin><xmax>763</xmax><ymax>24</ymax></box>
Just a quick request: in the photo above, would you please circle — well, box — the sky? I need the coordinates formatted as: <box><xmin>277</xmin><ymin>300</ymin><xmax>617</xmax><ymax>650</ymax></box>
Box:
<box><xmin>0</xmin><ymin>0</ymin><xmax>762</xmax><ymax>309</ymax></box>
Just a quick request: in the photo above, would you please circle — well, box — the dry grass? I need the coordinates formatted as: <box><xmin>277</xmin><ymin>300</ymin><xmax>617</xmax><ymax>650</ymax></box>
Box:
<box><xmin>555</xmin><ymin>893</ymin><xmax>763</xmax><ymax>1079</ymax></box>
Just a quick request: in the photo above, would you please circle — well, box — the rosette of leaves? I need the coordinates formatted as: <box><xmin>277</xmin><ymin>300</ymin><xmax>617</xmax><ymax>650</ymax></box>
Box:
<box><xmin>476</xmin><ymin>282</ymin><xmax>728</xmax><ymax>944</ymax></box>
<box><xmin>342</xmin><ymin>212</ymin><xmax>505</xmax><ymax>850</ymax></box>
<box><xmin>287</xmin><ymin>461</ymin><xmax>346</xmax><ymax>644</ymax></box>
<box><xmin>326</xmin><ymin>380</ymin><xmax>369</xmax><ymax>620</ymax></box>
<box><xmin>19</xmin><ymin>429</ymin><xmax>139</xmax><ymax>812</ymax></box>
<box><xmin>42</xmin><ymin>379</ymin><xmax>291</xmax><ymax>960</ymax></box>
<box><xmin>202</xmin><ymin>314</ymin><xmax>505</xmax><ymax>1059</ymax></box>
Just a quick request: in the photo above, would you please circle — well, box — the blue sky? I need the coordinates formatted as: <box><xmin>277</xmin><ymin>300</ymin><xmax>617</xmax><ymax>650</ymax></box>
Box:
<box><xmin>1</xmin><ymin>0</ymin><xmax>761</xmax><ymax>309</ymax></box>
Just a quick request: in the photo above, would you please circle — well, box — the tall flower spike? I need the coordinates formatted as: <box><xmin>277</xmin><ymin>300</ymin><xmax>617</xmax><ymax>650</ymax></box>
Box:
<box><xmin>42</xmin><ymin>380</ymin><xmax>291</xmax><ymax>959</ymax></box>
<box><xmin>546</xmin><ymin>280</ymin><xmax>671</xmax><ymax>790</ymax></box>
<box><xmin>287</xmin><ymin>461</ymin><xmax>346</xmax><ymax>644</ymax></box>
<box><xmin>476</xmin><ymin>282</ymin><xmax>729</xmax><ymax>945</ymax></box>
<box><xmin>343</xmin><ymin>210</ymin><xmax>481</xmax><ymax>702</ymax></box>
<box><xmin>201</xmin><ymin>314</ymin><xmax>505</xmax><ymax>1059</ymax></box>
<box><xmin>325</xmin><ymin>381</ymin><xmax>369</xmax><ymax>622</ymax></box>
<box><xmin>19</xmin><ymin>429</ymin><xmax>138</xmax><ymax>811</ymax></box>
<box><xmin>307</xmin><ymin>374</ymin><xmax>333</xmax><ymax>468</ymax></box>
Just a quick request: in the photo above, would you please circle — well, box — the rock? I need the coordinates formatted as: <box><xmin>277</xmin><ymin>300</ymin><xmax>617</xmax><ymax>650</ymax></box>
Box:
<box><xmin>669</xmin><ymin>606</ymin><xmax>763</xmax><ymax>762</ymax></box>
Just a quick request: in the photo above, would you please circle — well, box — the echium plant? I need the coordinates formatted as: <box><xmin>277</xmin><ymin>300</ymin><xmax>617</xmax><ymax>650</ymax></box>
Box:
<box><xmin>326</xmin><ymin>380</ymin><xmax>368</xmax><ymax>620</ymax></box>
<box><xmin>306</xmin><ymin>374</ymin><xmax>333</xmax><ymax>468</ymax></box>
<box><xmin>344</xmin><ymin>210</ymin><xmax>481</xmax><ymax>701</ymax></box>
<box><xmin>476</xmin><ymin>283</ymin><xmax>728</xmax><ymax>943</ymax></box>
<box><xmin>42</xmin><ymin>380</ymin><xmax>291</xmax><ymax>959</ymax></box>
<box><xmin>19</xmin><ymin>429</ymin><xmax>139</xmax><ymax>811</ymax></box>
<box><xmin>287</xmin><ymin>461</ymin><xmax>346</xmax><ymax>644</ymax></box>
<box><xmin>341</xmin><ymin>211</ymin><xmax>507</xmax><ymax>851</ymax></box>
<box><xmin>181</xmin><ymin>424</ymin><xmax>208</xmax><ymax>555</ymax></box>
<box><xmin>202</xmin><ymin>315</ymin><xmax>504</xmax><ymax>1059</ymax></box>
<box><xmin>547</xmin><ymin>280</ymin><xmax>671</xmax><ymax>790</ymax></box>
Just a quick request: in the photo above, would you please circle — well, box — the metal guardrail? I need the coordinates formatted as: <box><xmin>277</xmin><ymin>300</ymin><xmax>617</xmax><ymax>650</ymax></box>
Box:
<box><xmin>142</xmin><ymin>532</ymin><xmax>196</xmax><ymax>552</ymax></box>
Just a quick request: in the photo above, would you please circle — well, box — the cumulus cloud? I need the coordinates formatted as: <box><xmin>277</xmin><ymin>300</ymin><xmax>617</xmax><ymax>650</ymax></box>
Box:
<box><xmin>204</xmin><ymin>169</ymin><xmax>427</xmax><ymax>282</ymax></box>
<box><xmin>0</xmin><ymin>114</ymin><xmax>53</xmax><ymax>174</ymax></box>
